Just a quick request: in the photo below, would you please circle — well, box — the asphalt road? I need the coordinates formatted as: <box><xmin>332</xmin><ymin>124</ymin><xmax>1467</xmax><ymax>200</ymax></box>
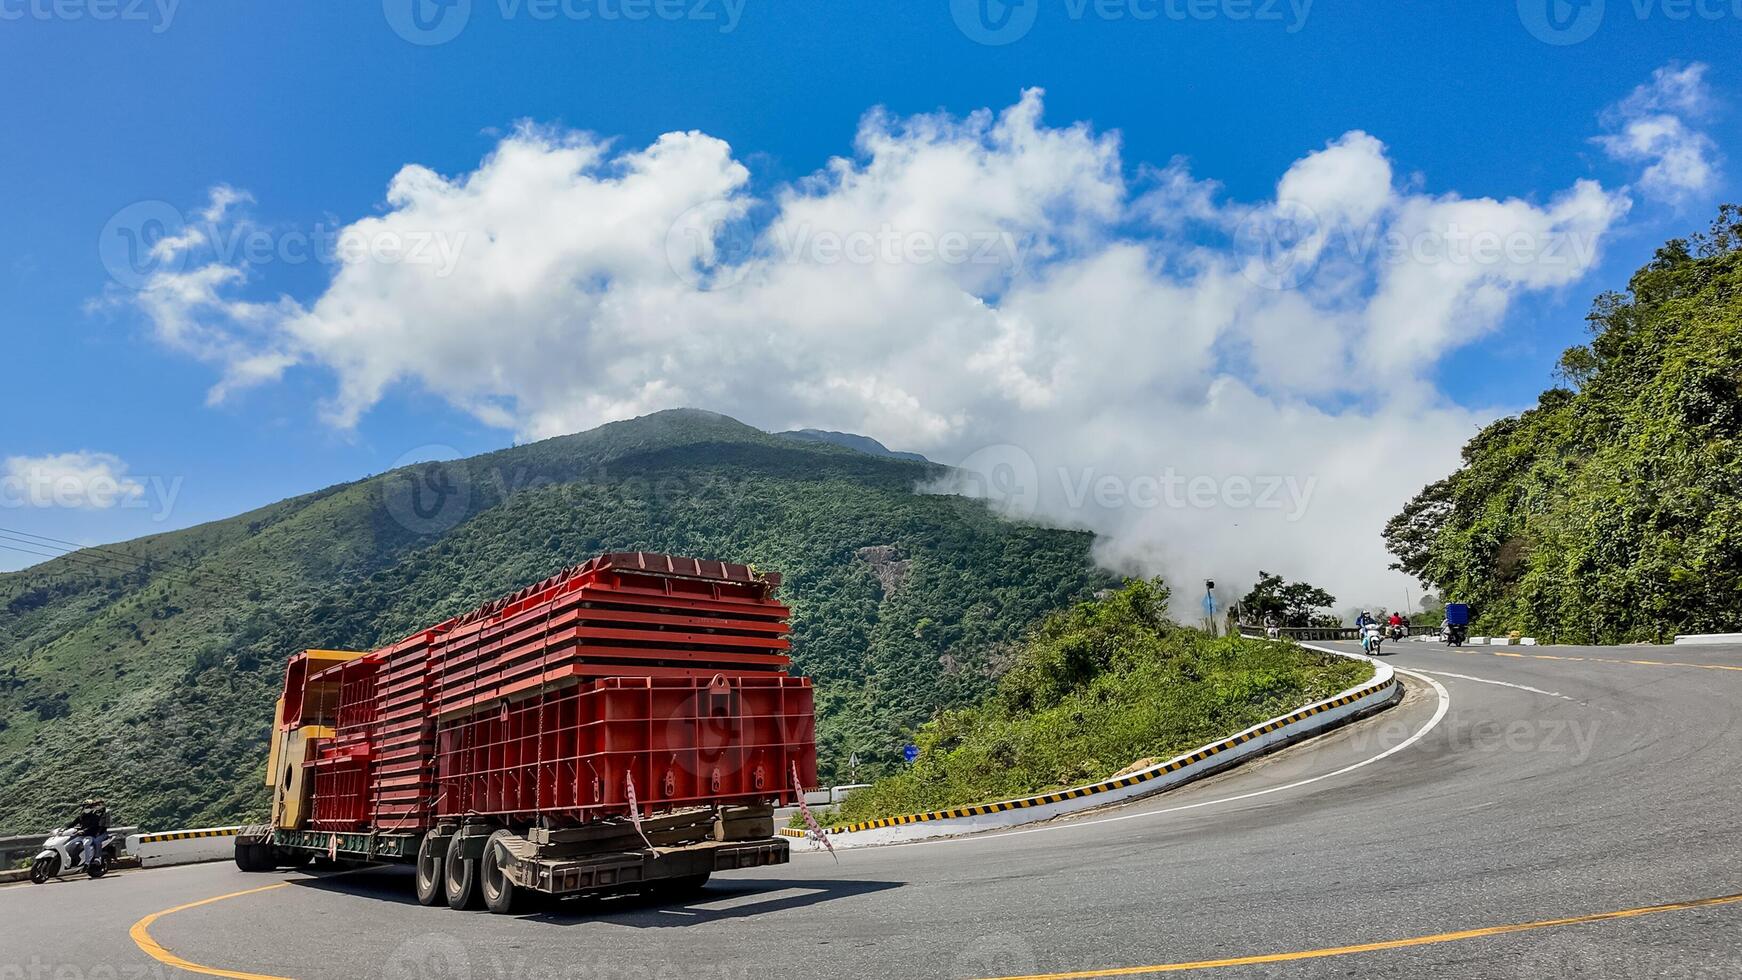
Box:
<box><xmin>4</xmin><ymin>641</ymin><xmax>1740</xmax><ymax>979</ymax></box>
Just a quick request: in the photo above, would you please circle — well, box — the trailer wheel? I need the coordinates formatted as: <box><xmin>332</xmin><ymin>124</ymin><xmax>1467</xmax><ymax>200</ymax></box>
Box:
<box><xmin>415</xmin><ymin>834</ymin><xmax>449</xmax><ymax>907</ymax></box>
<box><xmin>443</xmin><ymin>834</ymin><xmax>483</xmax><ymax>911</ymax></box>
<box><xmin>234</xmin><ymin>841</ymin><xmax>273</xmax><ymax>873</ymax></box>
<box><xmin>479</xmin><ymin>830</ymin><xmax>525</xmax><ymax>915</ymax></box>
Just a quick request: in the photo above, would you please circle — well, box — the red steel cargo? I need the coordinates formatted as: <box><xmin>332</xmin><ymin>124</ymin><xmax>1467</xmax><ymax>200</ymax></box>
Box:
<box><xmin>284</xmin><ymin>553</ymin><xmax>817</xmax><ymax>835</ymax></box>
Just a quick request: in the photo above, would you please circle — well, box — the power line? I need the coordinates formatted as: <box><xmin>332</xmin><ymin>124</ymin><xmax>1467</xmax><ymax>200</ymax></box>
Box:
<box><xmin>0</xmin><ymin>525</ymin><xmax>194</xmax><ymax>571</ymax></box>
<box><xmin>0</xmin><ymin>533</ymin><xmax>161</xmax><ymax>576</ymax></box>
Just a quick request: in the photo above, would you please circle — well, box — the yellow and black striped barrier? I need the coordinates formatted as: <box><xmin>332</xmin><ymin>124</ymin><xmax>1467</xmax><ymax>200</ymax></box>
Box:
<box><xmin>782</xmin><ymin>671</ymin><xmax>1397</xmax><ymax>841</ymax></box>
<box><xmin>135</xmin><ymin>827</ymin><xmax>242</xmax><ymax>844</ymax></box>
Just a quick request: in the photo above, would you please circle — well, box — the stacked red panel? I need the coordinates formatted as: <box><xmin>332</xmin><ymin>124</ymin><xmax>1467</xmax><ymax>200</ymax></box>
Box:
<box><xmin>432</xmin><ymin>674</ymin><xmax>816</xmax><ymax>823</ymax></box>
<box><xmin>295</xmin><ymin>553</ymin><xmax>816</xmax><ymax>834</ymax></box>
<box><xmin>428</xmin><ymin>553</ymin><xmax>793</xmax><ymax>719</ymax></box>
<box><xmin>366</xmin><ymin>633</ymin><xmax>443</xmax><ymax>831</ymax></box>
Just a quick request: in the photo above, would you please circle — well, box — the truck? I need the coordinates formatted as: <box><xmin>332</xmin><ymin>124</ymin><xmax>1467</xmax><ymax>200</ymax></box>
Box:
<box><xmin>237</xmin><ymin>552</ymin><xmax>819</xmax><ymax>914</ymax></box>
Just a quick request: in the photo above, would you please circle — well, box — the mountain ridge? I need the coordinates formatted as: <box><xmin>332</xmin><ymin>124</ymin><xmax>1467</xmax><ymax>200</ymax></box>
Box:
<box><xmin>0</xmin><ymin>408</ymin><xmax>1108</xmax><ymax>834</ymax></box>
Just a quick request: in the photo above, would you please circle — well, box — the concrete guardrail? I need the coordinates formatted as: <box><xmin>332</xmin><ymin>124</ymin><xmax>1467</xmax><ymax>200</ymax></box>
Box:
<box><xmin>784</xmin><ymin>647</ymin><xmax>1398</xmax><ymax>849</ymax></box>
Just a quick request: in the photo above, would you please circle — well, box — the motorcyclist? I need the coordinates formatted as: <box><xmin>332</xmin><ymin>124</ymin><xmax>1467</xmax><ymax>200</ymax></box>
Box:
<box><xmin>1354</xmin><ymin>610</ymin><xmax>1375</xmax><ymax>629</ymax></box>
<box><xmin>1387</xmin><ymin>611</ymin><xmax>1404</xmax><ymax>630</ymax></box>
<box><xmin>70</xmin><ymin>799</ymin><xmax>110</xmax><ymax>867</ymax></box>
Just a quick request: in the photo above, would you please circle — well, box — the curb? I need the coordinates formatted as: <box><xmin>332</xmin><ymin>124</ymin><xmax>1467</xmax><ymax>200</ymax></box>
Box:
<box><xmin>786</xmin><ymin>647</ymin><xmax>1396</xmax><ymax>849</ymax></box>
<box><xmin>127</xmin><ymin>827</ymin><xmax>244</xmax><ymax>868</ymax></box>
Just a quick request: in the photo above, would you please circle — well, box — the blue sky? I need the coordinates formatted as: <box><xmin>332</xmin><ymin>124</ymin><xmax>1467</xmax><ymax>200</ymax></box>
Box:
<box><xmin>1</xmin><ymin>1</ymin><xmax>1738</xmax><ymax>600</ymax></box>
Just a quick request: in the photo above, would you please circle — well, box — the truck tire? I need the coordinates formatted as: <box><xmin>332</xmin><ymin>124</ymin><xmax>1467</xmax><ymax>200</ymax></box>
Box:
<box><xmin>415</xmin><ymin>834</ymin><xmax>449</xmax><ymax>907</ymax></box>
<box><xmin>443</xmin><ymin>834</ymin><xmax>483</xmax><ymax>911</ymax></box>
<box><xmin>234</xmin><ymin>841</ymin><xmax>272</xmax><ymax>873</ymax></box>
<box><xmin>479</xmin><ymin>830</ymin><xmax>525</xmax><ymax>915</ymax></box>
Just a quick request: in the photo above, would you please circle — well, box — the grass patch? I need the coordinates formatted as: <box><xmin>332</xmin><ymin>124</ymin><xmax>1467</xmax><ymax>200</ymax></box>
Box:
<box><xmin>807</xmin><ymin>579</ymin><xmax>1372</xmax><ymax>828</ymax></box>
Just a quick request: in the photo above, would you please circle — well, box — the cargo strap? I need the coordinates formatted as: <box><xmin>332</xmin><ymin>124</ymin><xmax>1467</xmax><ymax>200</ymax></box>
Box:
<box><xmin>793</xmin><ymin>763</ymin><xmax>835</xmax><ymax>861</ymax></box>
<box><xmin>624</xmin><ymin>773</ymin><xmax>658</xmax><ymax>856</ymax></box>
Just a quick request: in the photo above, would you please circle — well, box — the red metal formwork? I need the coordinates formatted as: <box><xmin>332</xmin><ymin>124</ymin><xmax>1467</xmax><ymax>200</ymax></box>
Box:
<box><xmin>307</xmin><ymin>736</ymin><xmax>373</xmax><ymax>831</ymax></box>
<box><xmin>283</xmin><ymin>553</ymin><xmax>817</xmax><ymax>835</ymax></box>
<box><xmin>427</xmin><ymin>554</ymin><xmax>794</xmax><ymax>719</ymax></box>
<box><xmin>433</xmin><ymin>674</ymin><xmax>816</xmax><ymax>824</ymax></box>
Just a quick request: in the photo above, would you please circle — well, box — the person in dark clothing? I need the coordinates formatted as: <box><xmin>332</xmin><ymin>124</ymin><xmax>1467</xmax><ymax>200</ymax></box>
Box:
<box><xmin>71</xmin><ymin>799</ymin><xmax>110</xmax><ymax>866</ymax></box>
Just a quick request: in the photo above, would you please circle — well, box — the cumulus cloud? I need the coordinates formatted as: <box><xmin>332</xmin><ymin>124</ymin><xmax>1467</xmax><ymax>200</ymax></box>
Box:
<box><xmin>1</xmin><ymin>452</ymin><xmax>145</xmax><ymax>510</ymax></box>
<box><xmin>127</xmin><ymin>88</ymin><xmax>1634</xmax><ymax>615</ymax></box>
<box><xmin>1598</xmin><ymin>62</ymin><xmax>1722</xmax><ymax>203</ymax></box>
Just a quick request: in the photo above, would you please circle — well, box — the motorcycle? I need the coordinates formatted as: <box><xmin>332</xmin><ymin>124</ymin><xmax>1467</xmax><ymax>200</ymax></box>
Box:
<box><xmin>1443</xmin><ymin>602</ymin><xmax>1471</xmax><ymax>648</ymax></box>
<box><xmin>1388</xmin><ymin>623</ymin><xmax>1408</xmax><ymax>641</ymax></box>
<box><xmin>29</xmin><ymin>829</ymin><xmax>119</xmax><ymax>884</ymax></box>
<box><xmin>1360</xmin><ymin>623</ymin><xmax>1385</xmax><ymax>656</ymax></box>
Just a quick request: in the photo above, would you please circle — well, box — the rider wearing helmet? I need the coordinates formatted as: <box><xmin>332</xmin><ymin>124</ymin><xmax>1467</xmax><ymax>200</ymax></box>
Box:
<box><xmin>1354</xmin><ymin>610</ymin><xmax>1374</xmax><ymax>629</ymax></box>
<box><xmin>71</xmin><ymin>799</ymin><xmax>110</xmax><ymax>867</ymax></box>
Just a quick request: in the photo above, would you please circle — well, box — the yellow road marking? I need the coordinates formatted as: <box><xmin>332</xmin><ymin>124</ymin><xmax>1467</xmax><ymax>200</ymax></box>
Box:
<box><xmin>979</xmin><ymin>891</ymin><xmax>1742</xmax><ymax>979</ymax></box>
<box><xmin>130</xmin><ymin>882</ymin><xmax>294</xmax><ymax>980</ymax></box>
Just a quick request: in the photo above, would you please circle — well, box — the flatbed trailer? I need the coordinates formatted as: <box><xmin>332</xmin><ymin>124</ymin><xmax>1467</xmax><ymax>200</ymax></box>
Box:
<box><xmin>238</xmin><ymin>553</ymin><xmax>816</xmax><ymax>913</ymax></box>
<box><xmin>240</xmin><ymin>803</ymin><xmax>788</xmax><ymax>912</ymax></box>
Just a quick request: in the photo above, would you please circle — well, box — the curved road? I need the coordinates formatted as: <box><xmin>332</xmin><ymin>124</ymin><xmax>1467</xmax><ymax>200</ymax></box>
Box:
<box><xmin>4</xmin><ymin>641</ymin><xmax>1740</xmax><ymax>979</ymax></box>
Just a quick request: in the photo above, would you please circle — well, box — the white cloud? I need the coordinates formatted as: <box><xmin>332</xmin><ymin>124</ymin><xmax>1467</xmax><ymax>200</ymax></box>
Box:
<box><xmin>1598</xmin><ymin>63</ymin><xmax>1722</xmax><ymax>203</ymax></box>
<box><xmin>127</xmin><ymin>88</ymin><xmax>1634</xmax><ymax>616</ymax></box>
<box><xmin>1</xmin><ymin>452</ymin><xmax>145</xmax><ymax>510</ymax></box>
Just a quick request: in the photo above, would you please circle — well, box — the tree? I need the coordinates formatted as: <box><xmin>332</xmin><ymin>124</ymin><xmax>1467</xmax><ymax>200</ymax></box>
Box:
<box><xmin>1383</xmin><ymin>205</ymin><xmax>1742</xmax><ymax>642</ymax></box>
<box><xmin>1239</xmin><ymin>571</ymin><xmax>1337</xmax><ymax>627</ymax></box>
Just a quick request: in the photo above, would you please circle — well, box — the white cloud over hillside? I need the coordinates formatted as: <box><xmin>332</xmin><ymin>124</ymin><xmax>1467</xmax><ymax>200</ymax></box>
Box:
<box><xmin>129</xmin><ymin>83</ymin><xmax>1672</xmax><ymax>614</ymax></box>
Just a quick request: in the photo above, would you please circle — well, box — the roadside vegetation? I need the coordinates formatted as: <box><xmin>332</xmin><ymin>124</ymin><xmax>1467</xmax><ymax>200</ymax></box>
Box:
<box><xmin>1386</xmin><ymin>205</ymin><xmax>1742</xmax><ymax>643</ymax></box>
<box><xmin>810</xmin><ymin>579</ymin><xmax>1372</xmax><ymax>827</ymax></box>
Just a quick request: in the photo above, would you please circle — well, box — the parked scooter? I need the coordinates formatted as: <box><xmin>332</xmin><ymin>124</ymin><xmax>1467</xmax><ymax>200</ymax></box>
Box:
<box><xmin>29</xmin><ymin>829</ymin><xmax>119</xmax><ymax>884</ymax></box>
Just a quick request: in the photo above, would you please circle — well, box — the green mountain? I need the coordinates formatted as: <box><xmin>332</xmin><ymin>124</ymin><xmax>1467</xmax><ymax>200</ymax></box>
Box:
<box><xmin>775</xmin><ymin>428</ymin><xmax>930</xmax><ymax>462</ymax></box>
<box><xmin>1385</xmin><ymin>206</ymin><xmax>1742</xmax><ymax>642</ymax></box>
<box><xmin>0</xmin><ymin>409</ymin><xmax>1109</xmax><ymax>835</ymax></box>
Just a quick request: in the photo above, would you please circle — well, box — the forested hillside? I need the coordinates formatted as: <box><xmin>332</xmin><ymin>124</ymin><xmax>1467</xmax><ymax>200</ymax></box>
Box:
<box><xmin>0</xmin><ymin>410</ymin><xmax>1108</xmax><ymax>834</ymax></box>
<box><xmin>1385</xmin><ymin>207</ymin><xmax>1742</xmax><ymax>642</ymax></box>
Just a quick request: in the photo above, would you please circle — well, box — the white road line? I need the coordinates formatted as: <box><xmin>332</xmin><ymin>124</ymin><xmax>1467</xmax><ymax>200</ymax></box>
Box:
<box><xmin>1406</xmin><ymin>668</ymin><xmax>1574</xmax><ymax>702</ymax></box>
<box><xmin>830</xmin><ymin>657</ymin><xmax>1451</xmax><ymax>851</ymax></box>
